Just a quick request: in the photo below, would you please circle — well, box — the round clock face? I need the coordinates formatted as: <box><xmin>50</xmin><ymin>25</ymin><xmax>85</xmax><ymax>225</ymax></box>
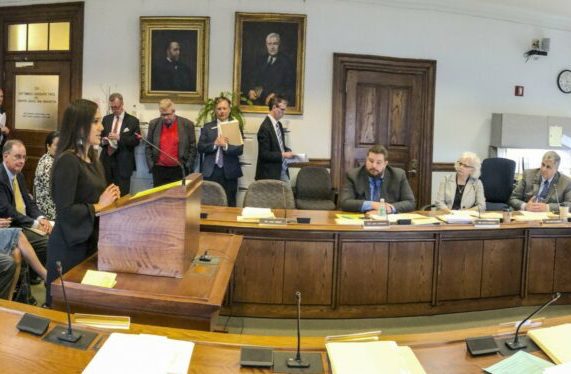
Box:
<box><xmin>557</xmin><ymin>70</ymin><xmax>571</xmax><ymax>93</ymax></box>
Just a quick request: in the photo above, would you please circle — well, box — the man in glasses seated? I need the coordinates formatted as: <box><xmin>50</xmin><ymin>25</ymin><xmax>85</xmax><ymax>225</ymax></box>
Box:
<box><xmin>509</xmin><ymin>151</ymin><xmax>571</xmax><ymax>212</ymax></box>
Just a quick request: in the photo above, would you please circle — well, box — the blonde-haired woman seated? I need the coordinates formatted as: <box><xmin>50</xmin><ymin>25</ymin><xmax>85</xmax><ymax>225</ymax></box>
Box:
<box><xmin>435</xmin><ymin>152</ymin><xmax>486</xmax><ymax>211</ymax></box>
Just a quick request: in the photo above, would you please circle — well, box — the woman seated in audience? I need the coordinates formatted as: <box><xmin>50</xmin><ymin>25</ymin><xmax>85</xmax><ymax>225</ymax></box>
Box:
<box><xmin>0</xmin><ymin>218</ymin><xmax>47</xmax><ymax>299</ymax></box>
<box><xmin>34</xmin><ymin>131</ymin><xmax>59</xmax><ymax>220</ymax></box>
<box><xmin>435</xmin><ymin>152</ymin><xmax>486</xmax><ymax>211</ymax></box>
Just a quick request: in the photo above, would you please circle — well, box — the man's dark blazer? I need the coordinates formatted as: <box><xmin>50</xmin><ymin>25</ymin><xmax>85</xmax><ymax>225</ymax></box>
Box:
<box><xmin>0</xmin><ymin>164</ymin><xmax>43</xmax><ymax>227</ymax></box>
<box><xmin>255</xmin><ymin>116</ymin><xmax>290</xmax><ymax>181</ymax></box>
<box><xmin>145</xmin><ymin>115</ymin><xmax>197</xmax><ymax>174</ymax></box>
<box><xmin>99</xmin><ymin>112</ymin><xmax>140</xmax><ymax>179</ymax></box>
<box><xmin>151</xmin><ymin>58</ymin><xmax>196</xmax><ymax>92</ymax></box>
<box><xmin>243</xmin><ymin>53</ymin><xmax>295</xmax><ymax>106</ymax></box>
<box><xmin>197</xmin><ymin>120</ymin><xmax>243</xmax><ymax>180</ymax></box>
<box><xmin>339</xmin><ymin>165</ymin><xmax>416</xmax><ymax>213</ymax></box>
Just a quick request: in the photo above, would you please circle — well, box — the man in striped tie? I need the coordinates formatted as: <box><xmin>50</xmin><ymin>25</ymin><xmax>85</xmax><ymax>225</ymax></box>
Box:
<box><xmin>510</xmin><ymin>151</ymin><xmax>571</xmax><ymax>212</ymax></box>
<box><xmin>0</xmin><ymin>140</ymin><xmax>50</xmax><ymax>287</ymax></box>
<box><xmin>255</xmin><ymin>95</ymin><xmax>296</xmax><ymax>184</ymax></box>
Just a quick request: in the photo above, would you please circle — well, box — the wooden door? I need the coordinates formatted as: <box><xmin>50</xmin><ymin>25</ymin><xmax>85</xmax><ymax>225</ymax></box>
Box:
<box><xmin>331</xmin><ymin>54</ymin><xmax>436</xmax><ymax>208</ymax></box>
<box><xmin>3</xmin><ymin>60</ymin><xmax>72</xmax><ymax>187</ymax></box>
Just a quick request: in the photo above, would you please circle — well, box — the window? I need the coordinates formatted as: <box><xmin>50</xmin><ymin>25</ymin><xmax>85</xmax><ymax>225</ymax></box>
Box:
<box><xmin>7</xmin><ymin>22</ymin><xmax>70</xmax><ymax>52</ymax></box>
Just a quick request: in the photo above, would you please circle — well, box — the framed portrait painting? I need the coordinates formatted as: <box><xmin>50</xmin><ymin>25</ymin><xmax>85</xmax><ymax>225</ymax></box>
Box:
<box><xmin>140</xmin><ymin>17</ymin><xmax>209</xmax><ymax>104</ymax></box>
<box><xmin>233</xmin><ymin>13</ymin><xmax>306</xmax><ymax>114</ymax></box>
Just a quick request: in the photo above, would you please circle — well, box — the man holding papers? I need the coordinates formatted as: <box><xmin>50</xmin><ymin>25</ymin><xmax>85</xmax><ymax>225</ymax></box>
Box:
<box><xmin>198</xmin><ymin>97</ymin><xmax>243</xmax><ymax>207</ymax></box>
<box><xmin>340</xmin><ymin>145</ymin><xmax>416</xmax><ymax>213</ymax></box>
<box><xmin>509</xmin><ymin>151</ymin><xmax>571</xmax><ymax>212</ymax></box>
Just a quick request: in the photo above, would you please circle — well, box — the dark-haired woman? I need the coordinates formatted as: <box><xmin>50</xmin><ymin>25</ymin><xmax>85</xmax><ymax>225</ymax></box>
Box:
<box><xmin>34</xmin><ymin>131</ymin><xmax>59</xmax><ymax>219</ymax></box>
<box><xmin>45</xmin><ymin>99</ymin><xmax>120</xmax><ymax>305</ymax></box>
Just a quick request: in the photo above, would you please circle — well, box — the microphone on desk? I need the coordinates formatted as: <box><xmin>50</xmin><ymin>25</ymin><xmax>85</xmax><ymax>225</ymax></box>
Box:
<box><xmin>135</xmin><ymin>132</ymin><xmax>186</xmax><ymax>186</ymax></box>
<box><xmin>287</xmin><ymin>291</ymin><xmax>310</xmax><ymax>368</ymax></box>
<box><xmin>56</xmin><ymin>261</ymin><xmax>82</xmax><ymax>343</ymax></box>
<box><xmin>504</xmin><ymin>292</ymin><xmax>561</xmax><ymax>350</ymax></box>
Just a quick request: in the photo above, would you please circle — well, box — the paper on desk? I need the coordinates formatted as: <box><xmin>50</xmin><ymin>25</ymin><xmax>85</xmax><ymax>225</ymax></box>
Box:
<box><xmin>544</xmin><ymin>362</ymin><xmax>571</xmax><ymax>373</ymax></box>
<box><xmin>240</xmin><ymin>207</ymin><xmax>275</xmax><ymax>219</ymax></box>
<box><xmin>326</xmin><ymin>341</ymin><xmax>425</xmax><ymax>374</ymax></box>
<box><xmin>484</xmin><ymin>351</ymin><xmax>553</xmax><ymax>374</ymax></box>
<box><xmin>528</xmin><ymin>323</ymin><xmax>571</xmax><ymax>364</ymax></box>
<box><xmin>512</xmin><ymin>211</ymin><xmax>555</xmax><ymax>222</ymax></box>
<box><xmin>83</xmin><ymin>332</ymin><xmax>194</xmax><ymax>374</ymax></box>
<box><xmin>81</xmin><ymin>269</ymin><xmax>117</xmax><ymax>288</ymax></box>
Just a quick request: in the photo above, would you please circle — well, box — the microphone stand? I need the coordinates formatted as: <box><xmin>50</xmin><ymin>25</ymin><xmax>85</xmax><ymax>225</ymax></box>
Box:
<box><xmin>136</xmin><ymin>132</ymin><xmax>186</xmax><ymax>186</ymax></box>
<box><xmin>56</xmin><ymin>261</ymin><xmax>82</xmax><ymax>343</ymax></box>
<box><xmin>505</xmin><ymin>292</ymin><xmax>561</xmax><ymax>350</ymax></box>
<box><xmin>287</xmin><ymin>291</ymin><xmax>310</xmax><ymax>368</ymax></box>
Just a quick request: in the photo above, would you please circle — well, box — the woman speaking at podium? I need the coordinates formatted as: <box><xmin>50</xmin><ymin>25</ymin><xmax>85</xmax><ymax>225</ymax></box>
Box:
<box><xmin>45</xmin><ymin>100</ymin><xmax>120</xmax><ymax>306</ymax></box>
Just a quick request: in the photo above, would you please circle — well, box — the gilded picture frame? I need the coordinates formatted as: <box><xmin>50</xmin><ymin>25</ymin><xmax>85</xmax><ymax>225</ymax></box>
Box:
<box><xmin>140</xmin><ymin>17</ymin><xmax>209</xmax><ymax>104</ymax></box>
<box><xmin>233</xmin><ymin>13</ymin><xmax>306</xmax><ymax>114</ymax></box>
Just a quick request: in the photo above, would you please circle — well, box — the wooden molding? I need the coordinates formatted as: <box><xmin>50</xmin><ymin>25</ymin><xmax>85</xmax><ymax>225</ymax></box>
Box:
<box><xmin>288</xmin><ymin>158</ymin><xmax>331</xmax><ymax>169</ymax></box>
<box><xmin>432</xmin><ymin>162</ymin><xmax>455</xmax><ymax>172</ymax></box>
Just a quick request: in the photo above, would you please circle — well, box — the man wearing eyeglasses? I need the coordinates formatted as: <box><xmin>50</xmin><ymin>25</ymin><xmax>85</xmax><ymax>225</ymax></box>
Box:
<box><xmin>509</xmin><ymin>151</ymin><xmax>571</xmax><ymax>212</ymax></box>
<box><xmin>146</xmin><ymin>98</ymin><xmax>196</xmax><ymax>187</ymax></box>
<box><xmin>0</xmin><ymin>140</ymin><xmax>50</xmax><ymax>287</ymax></box>
<box><xmin>99</xmin><ymin>93</ymin><xmax>140</xmax><ymax>196</ymax></box>
<box><xmin>340</xmin><ymin>145</ymin><xmax>416</xmax><ymax>213</ymax></box>
<box><xmin>255</xmin><ymin>96</ymin><xmax>296</xmax><ymax>183</ymax></box>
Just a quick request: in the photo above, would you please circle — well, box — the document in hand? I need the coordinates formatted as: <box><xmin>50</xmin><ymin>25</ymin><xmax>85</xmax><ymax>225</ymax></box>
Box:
<box><xmin>219</xmin><ymin>120</ymin><xmax>243</xmax><ymax>145</ymax></box>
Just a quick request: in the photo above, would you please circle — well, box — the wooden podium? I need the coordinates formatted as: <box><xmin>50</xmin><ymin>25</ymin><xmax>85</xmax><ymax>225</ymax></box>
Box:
<box><xmin>96</xmin><ymin>173</ymin><xmax>202</xmax><ymax>278</ymax></box>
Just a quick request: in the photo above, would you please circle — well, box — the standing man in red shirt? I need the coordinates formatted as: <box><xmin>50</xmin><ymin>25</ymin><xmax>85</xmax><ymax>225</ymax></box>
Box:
<box><xmin>146</xmin><ymin>99</ymin><xmax>196</xmax><ymax>187</ymax></box>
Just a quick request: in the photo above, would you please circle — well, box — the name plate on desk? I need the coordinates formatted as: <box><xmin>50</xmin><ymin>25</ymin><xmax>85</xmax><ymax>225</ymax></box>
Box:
<box><xmin>474</xmin><ymin>219</ymin><xmax>500</xmax><ymax>228</ymax></box>
<box><xmin>542</xmin><ymin>218</ymin><xmax>564</xmax><ymax>224</ymax></box>
<box><xmin>362</xmin><ymin>220</ymin><xmax>390</xmax><ymax>229</ymax></box>
<box><xmin>259</xmin><ymin>218</ymin><xmax>287</xmax><ymax>226</ymax></box>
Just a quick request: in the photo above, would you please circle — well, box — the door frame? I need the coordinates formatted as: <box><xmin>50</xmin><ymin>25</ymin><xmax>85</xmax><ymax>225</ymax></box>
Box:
<box><xmin>331</xmin><ymin>53</ymin><xmax>436</xmax><ymax>207</ymax></box>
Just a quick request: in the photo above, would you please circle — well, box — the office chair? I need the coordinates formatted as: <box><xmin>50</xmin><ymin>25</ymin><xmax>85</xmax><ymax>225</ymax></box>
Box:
<box><xmin>243</xmin><ymin>180</ymin><xmax>295</xmax><ymax>209</ymax></box>
<box><xmin>294</xmin><ymin>167</ymin><xmax>336</xmax><ymax>210</ymax></box>
<box><xmin>201</xmin><ymin>180</ymin><xmax>228</xmax><ymax>206</ymax></box>
<box><xmin>480</xmin><ymin>158</ymin><xmax>516</xmax><ymax>211</ymax></box>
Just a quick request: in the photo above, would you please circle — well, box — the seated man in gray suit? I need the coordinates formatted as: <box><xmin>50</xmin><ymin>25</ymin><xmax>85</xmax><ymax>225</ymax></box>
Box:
<box><xmin>340</xmin><ymin>145</ymin><xmax>416</xmax><ymax>213</ymax></box>
<box><xmin>509</xmin><ymin>151</ymin><xmax>571</xmax><ymax>212</ymax></box>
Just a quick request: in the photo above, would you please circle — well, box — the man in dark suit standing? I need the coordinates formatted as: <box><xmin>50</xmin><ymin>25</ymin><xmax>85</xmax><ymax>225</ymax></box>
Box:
<box><xmin>198</xmin><ymin>97</ymin><xmax>243</xmax><ymax>207</ymax></box>
<box><xmin>0</xmin><ymin>140</ymin><xmax>50</xmax><ymax>282</ymax></box>
<box><xmin>340</xmin><ymin>145</ymin><xmax>416</xmax><ymax>213</ymax></box>
<box><xmin>255</xmin><ymin>96</ymin><xmax>296</xmax><ymax>183</ymax></box>
<box><xmin>99</xmin><ymin>93</ymin><xmax>140</xmax><ymax>196</ymax></box>
<box><xmin>243</xmin><ymin>33</ymin><xmax>295</xmax><ymax>106</ymax></box>
<box><xmin>146</xmin><ymin>98</ymin><xmax>197</xmax><ymax>187</ymax></box>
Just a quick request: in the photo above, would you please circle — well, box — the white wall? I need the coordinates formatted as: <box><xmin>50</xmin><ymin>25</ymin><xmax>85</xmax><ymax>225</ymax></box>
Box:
<box><xmin>4</xmin><ymin>0</ymin><xmax>571</xmax><ymax>165</ymax></box>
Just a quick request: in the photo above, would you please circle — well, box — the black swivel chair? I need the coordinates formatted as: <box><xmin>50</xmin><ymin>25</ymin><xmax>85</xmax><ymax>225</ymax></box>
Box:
<box><xmin>294</xmin><ymin>167</ymin><xmax>336</xmax><ymax>210</ymax></box>
<box><xmin>480</xmin><ymin>158</ymin><xmax>516</xmax><ymax>211</ymax></box>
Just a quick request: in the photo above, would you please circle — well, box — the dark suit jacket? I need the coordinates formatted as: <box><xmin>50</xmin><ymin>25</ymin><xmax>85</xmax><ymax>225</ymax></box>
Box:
<box><xmin>339</xmin><ymin>165</ymin><xmax>416</xmax><ymax>212</ymax></box>
<box><xmin>197</xmin><ymin>120</ymin><xmax>243</xmax><ymax>180</ymax></box>
<box><xmin>0</xmin><ymin>164</ymin><xmax>43</xmax><ymax>227</ymax></box>
<box><xmin>151</xmin><ymin>58</ymin><xmax>196</xmax><ymax>92</ymax></box>
<box><xmin>99</xmin><ymin>112</ymin><xmax>140</xmax><ymax>179</ymax></box>
<box><xmin>509</xmin><ymin>169</ymin><xmax>571</xmax><ymax>211</ymax></box>
<box><xmin>255</xmin><ymin>116</ymin><xmax>291</xmax><ymax>181</ymax></box>
<box><xmin>243</xmin><ymin>53</ymin><xmax>295</xmax><ymax>105</ymax></box>
<box><xmin>145</xmin><ymin>115</ymin><xmax>197</xmax><ymax>174</ymax></box>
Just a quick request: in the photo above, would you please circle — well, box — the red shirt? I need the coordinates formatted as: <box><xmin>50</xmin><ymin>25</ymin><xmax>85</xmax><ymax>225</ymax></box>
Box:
<box><xmin>157</xmin><ymin>119</ymin><xmax>180</xmax><ymax>167</ymax></box>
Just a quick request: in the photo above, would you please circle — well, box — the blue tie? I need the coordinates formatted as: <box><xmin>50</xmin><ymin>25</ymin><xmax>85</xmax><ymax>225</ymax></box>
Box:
<box><xmin>371</xmin><ymin>179</ymin><xmax>381</xmax><ymax>201</ymax></box>
<box><xmin>538</xmin><ymin>180</ymin><xmax>550</xmax><ymax>201</ymax></box>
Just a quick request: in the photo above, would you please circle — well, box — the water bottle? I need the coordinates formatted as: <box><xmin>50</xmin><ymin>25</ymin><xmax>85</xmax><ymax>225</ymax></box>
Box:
<box><xmin>378</xmin><ymin>198</ymin><xmax>387</xmax><ymax>219</ymax></box>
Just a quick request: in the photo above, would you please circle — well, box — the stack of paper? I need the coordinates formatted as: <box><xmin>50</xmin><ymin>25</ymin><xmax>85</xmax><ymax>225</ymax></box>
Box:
<box><xmin>335</xmin><ymin>214</ymin><xmax>365</xmax><ymax>225</ymax></box>
<box><xmin>218</xmin><ymin>120</ymin><xmax>243</xmax><ymax>145</ymax></box>
<box><xmin>512</xmin><ymin>211</ymin><xmax>556</xmax><ymax>222</ymax></box>
<box><xmin>527</xmin><ymin>323</ymin><xmax>571</xmax><ymax>364</ymax></box>
<box><xmin>237</xmin><ymin>207</ymin><xmax>275</xmax><ymax>222</ymax></box>
<box><xmin>83</xmin><ymin>333</ymin><xmax>194</xmax><ymax>374</ymax></box>
<box><xmin>483</xmin><ymin>351</ymin><xmax>553</xmax><ymax>373</ymax></box>
<box><xmin>81</xmin><ymin>270</ymin><xmax>117</xmax><ymax>288</ymax></box>
<box><xmin>437</xmin><ymin>214</ymin><xmax>474</xmax><ymax>224</ymax></box>
<box><xmin>326</xmin><ymin>341</ymin><xmax>425</xmax><ymax>374</ymax></box>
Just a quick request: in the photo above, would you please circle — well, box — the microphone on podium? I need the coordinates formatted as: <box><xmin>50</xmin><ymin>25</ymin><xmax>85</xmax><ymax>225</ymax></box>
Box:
<box><xmin>135</xmin><ymin>132</ymin><xmax>186</xmax><ymax>185</ymax></box>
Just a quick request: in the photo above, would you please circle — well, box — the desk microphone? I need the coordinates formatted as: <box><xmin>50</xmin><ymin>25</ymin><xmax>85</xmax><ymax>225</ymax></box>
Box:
<box><xmin>135</xmin><ymin>132</ymin><xmax>186</xmax><ymax>185</ymax></box>
<box><xmin>56</xmin><ymin>261</ymin><xmax>82</xmax><ymax>343</ymax></box>
<box><xmin>505</xmin><ymin>292</ymin><xmax>561</xmax><ymax>350</ymax></box>
<box><xmin>287</xmin><ymin>291</ymin><xmax>310</xmax><ymax>368</ymax></box>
